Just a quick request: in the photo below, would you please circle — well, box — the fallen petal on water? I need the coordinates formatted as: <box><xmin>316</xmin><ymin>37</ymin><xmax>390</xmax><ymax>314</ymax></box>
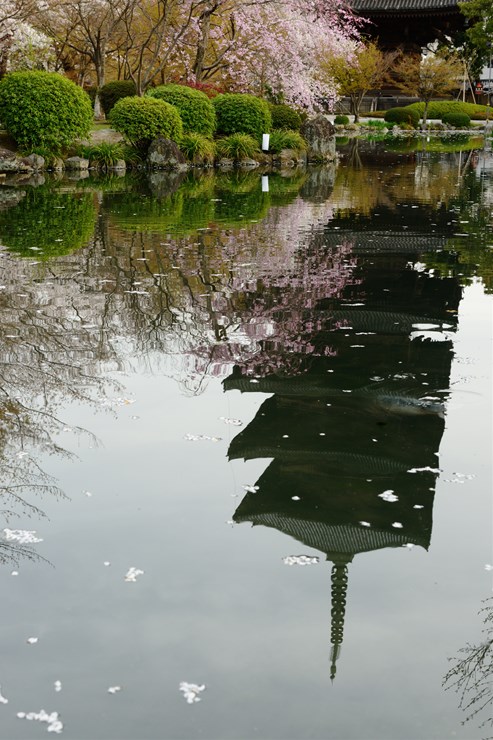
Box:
<box><xmin>124</xmin><ymin>567</ymin><xmax>144</xmax><ymax>582</ymax></box>
<box><xmin>179</xmin><ymin>682</ymin><xmax>205</xmax><ymax>704</ymax></box>
<box><xmin>282</xmin><ymin>555</ymin><xmax>319</xmax><ymax>566</ymax></box>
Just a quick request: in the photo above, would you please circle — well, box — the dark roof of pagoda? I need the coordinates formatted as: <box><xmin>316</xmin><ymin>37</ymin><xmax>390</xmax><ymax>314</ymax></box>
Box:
<box><xmin>352</xmin><ymin>0</ymin><xmax>458</xmax><ymax>11</ymax></box>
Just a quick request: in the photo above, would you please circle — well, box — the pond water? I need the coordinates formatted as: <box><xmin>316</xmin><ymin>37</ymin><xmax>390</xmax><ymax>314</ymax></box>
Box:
<box><xmin>0</xmin><ymin>137</ymin><xmax>492</xmax><ymax>740</ymax></box>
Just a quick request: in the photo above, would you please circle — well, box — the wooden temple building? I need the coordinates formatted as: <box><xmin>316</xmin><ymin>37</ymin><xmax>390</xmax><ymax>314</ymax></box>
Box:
<box><xmin>351</xmin><ymin>0</ymin><xmax>466</xmax><ymax>52</ymax></box>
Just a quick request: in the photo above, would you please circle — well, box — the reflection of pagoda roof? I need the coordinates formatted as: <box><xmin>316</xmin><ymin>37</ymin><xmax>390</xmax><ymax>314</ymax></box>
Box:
<box><xmin>233</xmin><ymin>458</ymin><xmax>435</xmax><ymax>555</ymax></box>
<box><xmin>323</xmin><ymin>230</ymin><xmax>447</xmax><ymax>253</ymax></box>
<box><xmin>237</xmin><ymin>513</ymin><xmax>427</xmax><ymax>555</ymax></box>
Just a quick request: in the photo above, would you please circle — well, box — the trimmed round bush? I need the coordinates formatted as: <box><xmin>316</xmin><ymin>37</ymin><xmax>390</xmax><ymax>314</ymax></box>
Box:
<box><xmin>100</xmin><ymin>80</ymin><xmax>136</xmax><ymax>116</ymax></box>
<box><xmin>384</xmin><ymin>107</ymin><xmax>420</xmax><ymax>128</ymax></box>
<box><xmin>148</xmin><ymin>84</ymin><xmax>216</xmax><ymax>136</ymax></box>
<box><xmin>334</xmin><ymin>114</ymin><xmax>350</xmax><ymax>125</ymax></box>
<box><xmin>270</xmin><ymin>103</ymin><xmax>302</xmax><ymax>131</ymax></box>
<box><xmin>213</xmin><ymin>94</ymin><xmax>271</xmax><ymax>143</ymax></box>
<box><xmin>109</xmin><ymin>96</ymin><xmax>183</xmax><ymax>152</ymax></box>
<box><xmin>0</xmin><ymin>71</ymin><xmax>92</xmax><ymax>153</ymax></box>
<box><xmin>441</xmin><ymin>111</ymin><xmax>470</xmax><ymax>128</ymax></box>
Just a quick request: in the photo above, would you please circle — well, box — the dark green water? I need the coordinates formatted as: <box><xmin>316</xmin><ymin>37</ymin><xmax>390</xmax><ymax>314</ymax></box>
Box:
<box><xmin>0</xmin><ymin>139</ymin><xmax>491</xmax><ymax>740</ymax></box>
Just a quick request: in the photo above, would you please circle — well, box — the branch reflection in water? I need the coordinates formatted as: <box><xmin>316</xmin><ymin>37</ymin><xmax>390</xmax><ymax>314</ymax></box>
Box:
<box><xmin>444</xmin><ymin>599</ymin><xmax>493</xmax><ymax>737</ymax></box>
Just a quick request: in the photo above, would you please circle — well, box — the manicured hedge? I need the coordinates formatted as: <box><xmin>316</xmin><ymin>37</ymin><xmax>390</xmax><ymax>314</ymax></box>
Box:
<box><xmin>270</xmin><ymin>103</ymin><xmax>302</xmax><ymax>131</ymax></box>
<box><xmin>334</xmin><ymin>114</ymin><xmax>350</xmax><ymax>125</ymax></box>
<box><xmin>148</xmin><ymin>84</ymin><xmax>216</xmax><ymax>136</ymax></box>
<box><xmin>384</xmin><ymin>107</ymin><xmax>420</xmax><ymax>127</ymax></box>
<box><xmin>0</xmin><ymin>71</ymin><xmax>92</xmax><ymax>152</ymax></box>
<box><xmin>442</xmin><ymin>111</ymin><xmax>471</xmax><ymax>128</ymax></box>
<box><xmin>213</xmin><ymin>93</ymin><xmax>271</xmax><ymax>142</ymax></box>
<box><xmin>405</xmin><ymin>100</ymin><xmax>489</xmax><ymax>120</ymax></box>
<box><xmin>100</xmin><ymin>80</ymin><xmax>136</xmax><ymax>116</ymax></box>
<box><xmin>109</xmin><ymin>96</ymin><xmax>183</xmax><ymax>151</ymax></box>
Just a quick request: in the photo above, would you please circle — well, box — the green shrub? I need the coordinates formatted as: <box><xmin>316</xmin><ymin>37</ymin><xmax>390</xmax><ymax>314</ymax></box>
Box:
<box><xmin>100</xmin><ymin>80</ymin><xmax>136</xmax><ymax>116</ymax></box>
<box><xmin>441</xmin><ymin>111</ymin><xmax>471</xmax><ymax>128</ymax></box>
<box><xmin>270</xmin><ymin>103</ymin><xmax>302</xmax><ymax>131</ymax></box>
<box><xmin>77</xmin><ymin>141</ymin><xmax>125</xmax><ymax>167</ymax></box>
<box><xmin>109</xmin><ymin>96</ymin><xmax>183</xmax><ymax>152</ymax></box>
<box><xmin>213</xmin><ymin>94</ymin><xmax>271</xmax><ymax>142</ymax></box>
<box><xmin>406</xmin><ymin>100</ymin><xmax>489</xmax><ymax>121</ymax></box>
<box><xmin>148</xmin><ymin>84</ymin><xmax>216</xmax><ymax>136</ymax></box>
<box><xmin>215</xmin><ymin>133</ymin><xmax>259</xmax><ymax>160</ymax></box>
<box><xmin>179</xmin><ymin>132</ymin><xmax>215</xmax><ymax>163</ymax></box>
<box><xmin>0</xmin><ymin>71</ymin><xmax>92</xmax><ymax>153</ymax></box>
<box><xmin>366</xmin><ymin>119</ymin><xmax>387</xmax><ymax>129</ymax></box>
<box><xmin>334</xmin><ymin>114</ymin><xmax>350</xmax><ymax>125</ymax></box>
<box><xmin>269</xmin><ymin>129</ymin><xmax>307</xmax><ymax>153</ymax></box>
<box><xmin>384</xmin><ymin>107</ymin><xmax>420</xmax><ymax>128</ymax></box>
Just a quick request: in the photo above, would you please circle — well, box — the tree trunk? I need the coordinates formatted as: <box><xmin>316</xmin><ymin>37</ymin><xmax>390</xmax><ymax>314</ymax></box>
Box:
<box><xmin>94</xmin><ymin>55</ymin><xmax>106</xmax><ymax>120</ymax></box>
<box><xmin>422</xmin><ymin>99</ymin><xmax>429</xmax><ymax>128</ymax></box>
<box><xmin>193</xmin><ymin>11</ymin><xmax>212</xmax><ymax>82</ymax></box>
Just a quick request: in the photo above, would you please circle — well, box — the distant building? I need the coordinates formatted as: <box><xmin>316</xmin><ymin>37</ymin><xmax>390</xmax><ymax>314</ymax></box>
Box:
<box><xmin>351</xmin><ymin>0</ymin><xmax>465</xmax><ymax>52</ymax></box>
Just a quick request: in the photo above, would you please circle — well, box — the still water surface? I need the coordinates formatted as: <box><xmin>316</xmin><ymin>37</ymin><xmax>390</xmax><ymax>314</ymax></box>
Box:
<box><xmin>0</xmin><ymin>138</ymin><xmax>492</xmax><ymax>740</ymax></box>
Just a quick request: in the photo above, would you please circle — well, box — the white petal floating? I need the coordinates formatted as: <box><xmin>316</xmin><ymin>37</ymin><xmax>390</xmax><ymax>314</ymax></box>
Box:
<box><xmin>282</xmin><ymin>555</ymin><xmax>319</xmax><ymax>566</ymax></box>
<box><xmin>179</xmin><ymin>682</ymin><xmax>205</xmax><ymax>704</ymax></box>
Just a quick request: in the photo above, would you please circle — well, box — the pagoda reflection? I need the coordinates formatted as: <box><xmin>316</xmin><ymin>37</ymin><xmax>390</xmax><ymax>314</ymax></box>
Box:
<box><xmin>223</xmin><ymin>225</ymin><xmax>461</xmax><ymax>679</ymax></box>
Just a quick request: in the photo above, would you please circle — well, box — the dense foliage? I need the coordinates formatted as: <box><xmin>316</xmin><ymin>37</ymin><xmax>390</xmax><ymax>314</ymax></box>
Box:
<box><xmin>0</xmin><ymin>71</ymin><xmax>92</xmax><ymax>153</ymax></box>
<box><xmin>148</xmin><ymin>85</ymin><xmax>216</xmax><ymax>136</ymax></box>
<box><xmin>269</xmin><ymin>130</ymin><xmax>307</xmax><ymax>153</ymax></box>
<box><xmin>213</xmin><ymin>94</ymin><xmax>271</xmax><ymax>142</ymax></box>
<box><xmin>109</xmin><ymin>96</ymin><xmax>183</xmax><ymax>151</ymax></box>
<box><xmin>179</xmin><ymin>132</ymin><xmax>215</xmax><ymax>163</ymax></box>
<box><xmin>442</xmin><ymin>111</ymin><xmax>471</xmax><ymax>127</ymax></box>
<box><xmin>384</xmin><ymin>107</ymin><xmax>420</xmax><ymax>127</ymax></box>
<box><xmin>215</xmin><ymin>133</ymin><xmax>259</xmax><ymax>160</ymax></box>
<box><xmin>405</xmin><ymin>101</ymin><xmax>489</xmax><ymax>120</ymax></box>
<box><xmin>100</xmin><ymin>80</ymin><xmax>137</xmax><ymax>116</ymax></box>
<box><xmin>334</xmin><ymin>114</ymin><xmax>350</xmax><ymax>125</ymax></box>
<box><xmin>270</xmin><ymin>104</ymin><xmax>302</xmax><ymax>131</ymax></box>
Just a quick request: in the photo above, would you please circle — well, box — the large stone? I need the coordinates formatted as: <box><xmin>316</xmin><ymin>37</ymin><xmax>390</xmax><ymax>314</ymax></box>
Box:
<box><xmin>146</xmin><ymin>138</ymin><xmax>187</xmax><ymax>170</ymax></box>
<box><xmin>0</xmin><ymin>147</ymin><xmax>33</xmax><ymax>173</ymax></box>
<box><xmin>300</xmin><ymin>116</ymin><xmax>336</xmax><ymax>161</ymax></box>
<box><xmin>23</xmin><ymin>153</ymin><xmax>45</xmax><ymax>170</ymax></box>
<box><xmin>64</xmin><ymin>156</ymin><xmax>89</xmax><ymax>170</ymax></box>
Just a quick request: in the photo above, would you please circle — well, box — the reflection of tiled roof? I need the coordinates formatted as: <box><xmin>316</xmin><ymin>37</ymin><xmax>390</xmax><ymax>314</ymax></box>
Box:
<box><xmin>352</xmin><ymin>0</ymin><xmax>458</xmax><ymax>11</ymax></box>
<box><xmin>324</xmin><ymin>230</ymin><xmax>447</xmax><ymax>253</ymax></box>
<box><xmin>236</xmin><ymin>513</ymin><xmax>429</xmax><ymax>554</ymax></box>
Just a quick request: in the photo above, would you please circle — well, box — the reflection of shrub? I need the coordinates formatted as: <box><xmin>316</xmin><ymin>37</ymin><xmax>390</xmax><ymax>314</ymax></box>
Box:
<box><xmin>0</xmin><ymin>187</ymin><xmax>96</xmax><ymax>257</ymax></box>
<box><xmin>100</xmin><ymin>80</ymin><xmax>136</xmax><ymax>116</ymax></box>
<box><xmin>0</xmin><ymin>71</ymin><xmax>92</xmax><ymax>153</ymax></box>
<box><xmin>442</xmin><ymin>111</ymin><xmax>470</xmax><ymax>128</ymax></box>
<box><xmin>179</xmin><ymin>132</ymin><xmax>215</xmax><ymax>163</ymax></box>
<box><xmin>109</xmin><ymin>96</ymin><xmax>183</xmax><ymax>152</ymax></box>
<box><xmin>269</xmin><ymin>130</ymin><xmax>306</xmax><ymax>153</ymax></box>
<box><xmin>270</xmin><ymin>103</ymin><xmax>302</xmax><ymax>131</ymax></box>
<box><xmin>148</xmin><ymin>85</ymin><xmax>216</xmax><ymax>136</ymax></box>
<box><xmin>213</xmin><ymin>94</ymin><xmax>271</xmax><ymax>142</ymax></box>
<box><xmin>384</xmin><ymin>107</ymin><xmax>419</xmax><ymax>127</ymax></box>
<box><xmin>334</xmin><ymin>114</ymin><xmax>349</xmax><ymax>125</ymax></box>
<box><xmin>216</xmin><ymin>133</ymin><xmax>259</xmax><ymax>160</ymax></box>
